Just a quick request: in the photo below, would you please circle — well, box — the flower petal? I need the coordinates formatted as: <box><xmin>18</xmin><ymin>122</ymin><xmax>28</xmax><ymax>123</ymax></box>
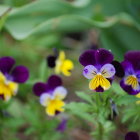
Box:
<box><xmin>11</xmin><ymin>66</ymin><xmax>29</xmax><ymax>83</ymax></box>
<box><xmin>47</xmin><ymin>55</ymin><xmax>57</xmax><ymax>68</ymax></box>
<box><xmin>96</xmin><ymin>49</ymin><xmax>114</xmax><ymax>66</ymax></box>
<box><xmin>111</xmin><ymin>60</ymin><xmax>125</xmax><ymax>77</ymax></box>
<box><xmin>53</xmin><ymin>86</ymin><xmax>67</xmax><ymax>100</ymax></box>
<box><xmin>125</xmin><ymin>51</ymin><xmax>140</xmax><ymax>70</ymax></box>
<box><xmin>83</xmin><ymin>65</ymin><xmax>98</xmax><ymax>79</ymax></box>
<box><xmin>33</xmin><ymin>82</ymin><xmax>47</xmax><ymax>96</ymax></box>
<box><xmin>56</xmin><ymin>119</ymin><xmax>67</xmax><ymax>132</ymax></box>
<box><xmin>79</xmin><ymin>50</ymin><xmax>96</xmax><ymax>66</ymax></box>
<box><xmin>100</xmin><ymin>64</ymin><xmax>115</xmax><ymax>78</ymax></box>
<box><xmin>89</xmin><ymin>75</ymin><xmax>111</xmax><ymax>91</ymax></box>
<box><xmin>40</xmin><ymin>93</ymin><xmax>51</xmax><ymax>106</ymax></box>
<box><xmin>121</xmin><ymin>61</ymin><xmax>134</xmax><ymax>75</ymax></box>
<box><xmin>61</xmin><ymin>59</ymin><xmax>74</xmax><ymax>76</ymax></box>
<box><xmin>120</xmin><ymin>80</ymin><xmax>140</xmax><ymax>95</ymax></box>
<box><xmin>125</xmin><ymin>132</ymin><xmax>139</xmax><ymax>140</ymax></box>
<box><xmin>0</xmin><ymin>57</ymin><xmax>15</xmax><ymax>74</ymax></box>
<box><xmin>47</xmin><ymin>75</ymin><xmax>62</xmax><ymax>90</ymax></box>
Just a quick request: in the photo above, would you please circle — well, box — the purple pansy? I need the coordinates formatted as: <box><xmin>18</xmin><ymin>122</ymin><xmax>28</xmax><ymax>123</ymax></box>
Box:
<box><xmin>79</xmin><ymin>49</ymin><xmax>116</xmax><ymax>92</ymax></box>
<box><xmin>120</xmin><ymin>51</ymin><xmax>140</xmax><ymax>95</ymax></box>
<box><xmin>56</xmin><ymin>119</ymin><xmax>67</xmax><ymax>132</ymax></box>
<box><xmin>33</xmin><ymin>75</ymin><xmax>67</xmax><ymax>116</ymax></box>
<box><xmin>125</xmin><ymin>132</ymin><xmax>139</xmax><ymax>140</ymax></box>
<box><xmin>0</xmin><ymin>57</ymin><xmax>29</xmax><ymax>101</ymax></box>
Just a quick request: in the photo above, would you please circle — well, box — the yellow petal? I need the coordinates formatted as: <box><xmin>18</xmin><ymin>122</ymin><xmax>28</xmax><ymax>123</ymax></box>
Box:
<box><xmin>46</xmin><ymin>99</ymin><xmax>65</xmax><ymax>116</ymax></box>
<box><xmin>61</xmin><ymin>59</ymin><xmax>74</xmax><ymax>76</ymax></box>
<box><xmin>0</xmin><ymin>72</ymin><xmax>6</xmax><ymax>82</ymax></box>
<box><xmin>125</xmin><ymin>75</ymin><xmax>139</xmax><ymax>90</ymax></box>
<box><xmin>89</xmin><ymin>75</ymin><xmax>111</xmax><ymax>90</ymax></box>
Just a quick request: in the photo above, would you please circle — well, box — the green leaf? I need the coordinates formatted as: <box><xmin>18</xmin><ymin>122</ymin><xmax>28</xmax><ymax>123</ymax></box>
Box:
<box><xmin>76</xmin><ymin>91</ymin><xmax>93</xmax><ymax>104</ymax></box>
<box><xmin>116</xmin><ymin>94</ymin><xmax>139</xmax><ymax>106</ymax></box>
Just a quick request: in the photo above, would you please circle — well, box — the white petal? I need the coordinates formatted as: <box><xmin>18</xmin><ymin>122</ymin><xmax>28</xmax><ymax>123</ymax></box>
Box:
<box><xmin>83</xmin><ymin>65</ymin><xmax>98</xmax><ymax>79</ymax></box>
<box><xmin>100</xmin><ymin>64</ymin><xmax>115</xmax><ymax>78</ymax></box>
<box><xmin>53</xmin><ymin>86</ymin><xmax>67</xmax><ymax>100</ymax></box>
<box><xmin>39</xmin><ymin>93</ymin><xmax>51</xmax><ymax>106</ymax></box>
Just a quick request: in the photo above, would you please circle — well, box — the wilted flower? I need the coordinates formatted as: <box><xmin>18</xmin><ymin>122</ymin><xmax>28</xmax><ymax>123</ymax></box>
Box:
<box><xmin>33</xmin><ymin>75</ymin><xmax>67</xmax><ymax>116</ymax></box>
<box><xmin>120</xmin><ymin>51</ymin><xmax>140</xmax><ymax>95</ymax></box>
<box><xmin>125</xmin><ymin>132</ymin><xmax>139</xmax><ymax>140</ymax></box>
<box><xmin>56</xmin><ymin>119</ymin><xmax>67</xmax><ymax>132</ymax></box>
<box><xmin>47</xmin><ymin>51</ymin><xmax>74</xmax><ymax>76</ymax></box>
<box><xmin>0</xmin><ymin>57</ymin><xmax>29</xmax><ymax>101</ymax></box>
<box><xmin>79</xmin><ymin>49</ymin><xmax>116</xmax><ymax>92</ymax></box>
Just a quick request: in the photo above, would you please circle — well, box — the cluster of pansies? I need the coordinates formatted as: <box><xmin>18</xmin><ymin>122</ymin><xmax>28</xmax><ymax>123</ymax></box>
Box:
<box><xmin>1</xmin><ymin>48</ymin><xmax>140</xmax><ymax>136</ymax></box>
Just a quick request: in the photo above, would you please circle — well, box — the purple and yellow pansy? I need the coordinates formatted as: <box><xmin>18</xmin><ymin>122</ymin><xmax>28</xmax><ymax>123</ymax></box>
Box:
<box><xmin>120</xmin><ymin>51</ymin><xmax>140</xmax><ymax>95</ymax></box>
<box><xmin>47</xmin><ymin>51</ymin><xmax>74</xmax><ymax>76</ymax></box>
<box><xmin>33</xmin><ymin>75</ymin><xmax>67</xmax><ymax>116</ymax></box>
<box><xmin>79</xmin><ymin>49</ymin><xmax>116</xmax><ymax>92</ymax></box>
<box><xmin>0</xmin><ymin>57</ymin><xmax>29</xmax><ymax>101</ymax></box>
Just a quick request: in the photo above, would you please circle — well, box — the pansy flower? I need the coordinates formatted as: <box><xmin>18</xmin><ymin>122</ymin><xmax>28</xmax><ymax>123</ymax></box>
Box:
<box><xmin>0</xmin><ymin>57</ymin><xmax>29</xmax><ymax>101</ymax></box>
<box><xmin>125</xmin><ymin>132</ymin><xmax>139</xmax><ymax>140</ymax></box>
<box><xmin>33</xmin><ymin>75</ymin><xmax>67</xmax><ymax>116</ymax></box>
<box><xmin>79</xmin><ymin>49</ymin><xmax>116</xmax><ymax>92</ymax></box>
<box><xmin>47</xmin><ymin>50</ymin><xmax>74</xmax><ymax>76</ymax></box>
<box><xmin>120</xmin><ymin>51</ymin><xmax>140</xmax><ymax>95</ymax></box>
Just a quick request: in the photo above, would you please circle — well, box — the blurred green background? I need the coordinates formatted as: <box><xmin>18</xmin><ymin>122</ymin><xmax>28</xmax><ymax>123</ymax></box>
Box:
<box><xmin>0</xmin><ymin>0</ymin><xmax>140</xmax><ymax>140</ymax></box>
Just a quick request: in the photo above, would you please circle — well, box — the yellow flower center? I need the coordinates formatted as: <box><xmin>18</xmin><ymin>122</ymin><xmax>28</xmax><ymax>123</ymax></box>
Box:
<box><xmin>125</xmin><ymin>75</ymin><xmax>139</xmax><ymax>90</ymax></box>
<box><xmin>0</xmin><ymin>72</ymin><xmax>18</xmax><ymax>101</ymax></box>
<box><xmin>46</xmin><ymin>98</ymin><xmax>65</xmax><ymax>116</ymax></box>
<box><xmin>89</xmin><ymin>74</ymin><xmax>111</xmax><ymax>90</ymax></box>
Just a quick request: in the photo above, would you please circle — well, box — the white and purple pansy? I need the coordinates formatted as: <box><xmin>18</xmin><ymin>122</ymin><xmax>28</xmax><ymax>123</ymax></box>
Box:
<box><xmin>0</xmin><ymin>57</ymin><xmax>29</xmax><ymax>101</ymax></box>
<box><xmin>33</xmin><ymin>75</ymin><xmax>67</xmax><ymax>116</ymax></box>
<box><xmin>120</xmin><ymin>51</ymin><xmax>140</xmax><ymax>95</ymax></box>
<box><xmin>79</xmin><ymin>49</ymin><xmax>117</xmax><ymax>92</ymax></box>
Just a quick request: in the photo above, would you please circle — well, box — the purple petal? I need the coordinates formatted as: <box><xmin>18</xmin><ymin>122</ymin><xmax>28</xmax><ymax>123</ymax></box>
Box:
<box><xmin>79</xmin><ymin>50</ymin><xmax>96</xmax><ymax>66</ymax></box>
<box><xmin>47</xmin><ymin>55</ymin><xmax>57</xmax><ymax>68</ymax></box>
<box><xmin>56</xmin><ymin>119</ymin><xmax>67</xmax><ymax>132</ymax></box>
<box><xmin>11</xmin><ymin>66</ymin><xmax>29</xmax><ymax>83</ymax></box>
<box><xmin>47</xmin><ymin>75</ymin><xmax>62</xmax><ymax>90</ymax></box>
<box><xmin>111</xmin><ymin>61</ymin><xmax>125</xmax><ymax>77</ymax></box>
<box><xmin>0</xmin><ymin>57</ymin><xmax>15</xmax><ymax>74</ymax></box>
<box><xmin>125</xmin><ymin>132</ymin><xmax>139</xmax><ymax>140</ymax></box>
<box><xmin>136</xmin><ymin>70</ymin><xmax>140</xmax><ymax>82</ymax></box>
<box><xmin>120</xmin><ymin>80</ymin><xmax>140</xmax><ymax>95</ymax></box>
<box><xmin>125</xmin><ymin>51</ymin><xmax>140</xmax><ymax>70</ymax></box>
<box><xmin>33</xmin><ymin>82</ymin><xmax>47</xmax><ymax>96</ymax></box>
<box><xmin>95</xmin><ymin>49</ymin><xmax>114</xmax><ymax>66</ymax></box>
<box><xmin>121</xmin><ymin>61</ymin><xmax>135</xmax><ymax>76</ymax></box>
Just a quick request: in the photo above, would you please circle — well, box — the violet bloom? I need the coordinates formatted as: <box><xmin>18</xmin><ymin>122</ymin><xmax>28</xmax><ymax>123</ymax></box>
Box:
<box><xmin>79</xmin><ymin>49</ymin><xmax>116</xmax><ymax>92</ymax></box>
<box><xmin>56</xmin><ymin>119</ymin><xmax>67</xmax><ymax>132</ymax></box>
<box><xmin>0</xmin><ymin>57</ymin><xmax>29</xmax><ymax>101</ymax></box>
<box><xmin>120</xmin><ymin>51</ymin><xmax>140</xmax><ymax>95</ymax></box>
<box><xmin>33</xmin><ymin>75</ymin><xmax>67</xmax><ymax>116</ymax></box>
<box><xmin>125</xmin><ymin>132</ymin><xmax>139</xmax><ymax>140</ymax></box>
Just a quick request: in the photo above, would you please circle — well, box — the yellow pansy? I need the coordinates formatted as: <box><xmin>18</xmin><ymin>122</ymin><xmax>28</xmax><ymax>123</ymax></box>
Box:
<box><xmin>55</xmin><ymin>51</ymin><xmax>74</xmax><ymax>76</ymax></box>
<box><xmin>136</xmin><ymin>93</ymin><xmax>140</xmax><ymax>105</ymax></box>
